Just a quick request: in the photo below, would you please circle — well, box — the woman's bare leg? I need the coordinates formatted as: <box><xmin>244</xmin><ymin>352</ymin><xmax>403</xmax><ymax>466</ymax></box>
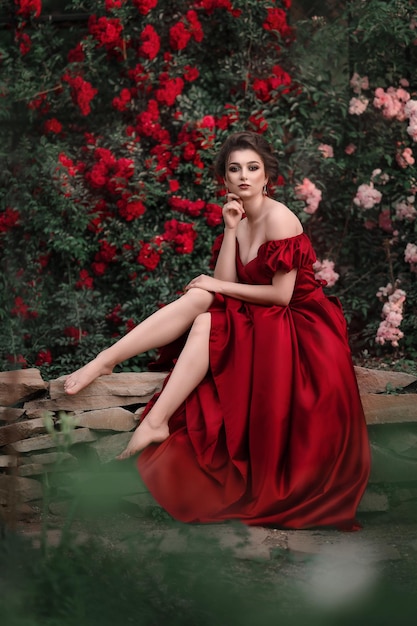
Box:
<box><xmin>117</xmin><ymin>312</ymin><xmax>211</xmax><ymax>459</ymax></box>
<box><xmin>64</xmin><ymin>288</ymin><xmax>214</xmax><ymax>395</ymax></box>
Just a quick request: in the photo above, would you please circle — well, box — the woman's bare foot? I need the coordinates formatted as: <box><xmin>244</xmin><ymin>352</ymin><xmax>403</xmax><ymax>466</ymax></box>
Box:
<box><xmin>116</xmin><ymin>416</ymin><xmax>170</xmax><ymax>460</ymax></box>
<box><xmin>64</xmin><ymin>356</ymin><xmax>113</xmax><ymax>395</ymax></box>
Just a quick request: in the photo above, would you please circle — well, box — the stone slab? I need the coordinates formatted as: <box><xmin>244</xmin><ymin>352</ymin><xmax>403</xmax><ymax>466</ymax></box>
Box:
<box><xmin>0</xmin><ymin>407</ymin><xmax>25</xmax><ymax>423</ymax></box>
<box><xmin>361</xmin><ymin>393</ymin><xmax>417</xmax><ymax>424</ymax></box>
<box><xmin>91</xmin><ymin>432</ymin><xmax>132</xmax><ymax>463</ymax></box>
<box><xmin>0</xmin><ymin>474</ymin><xmax>43</xmax><ymax>502</ymax></box>
<box><xmin>22</xmin><ymin>408</ymin><xmax>55</xmax><ymax>420</ymax></box>
<box><xmin>0</xmin><ymin>418</ymin><xmax>47</xmax><ymax>446</ymax></box>
<box><xmin>357</xmin><ymin>488</ymin><xmax>389</xmax><ymax>513</ymax></box>
<box><xmin>18</xmin><ymin>458</ymin><xmax>78</xmax><ymax>476</ymax></box>
<box><xmin>0</xmin><ymin>368</ymin><xmax>48</xmax><ymax>406</ymax></box>
<box><xmin>74</xmin><ymin>407</ymin><xmax>136</xmax><ymax>431</ymax></box>
<box><xmin>5</xmin><ymin>427</ymin><xmax>96</xmax><ymax>453</ymax></box>
<box><xmin>354</xmin><ymin>366</ymin><xmax>417</xmax><ymax>394</ymax></box>
<box><xmin>21</xmin><ymin>451</ymin><xmax>77</xmax><ymax>466</ymax></box>
<box><xmin>369</xmin><ymin>442</ymin><xmax>417</xmax><ymax>483</ymax></box>
<box><xmin>50</xmin><ymin>371</ymin><xmax>166</xmax><ymax>399</ymax></box>
<box><xmin>23</xmin><ymin>395</ymin><xmax>153</xmax><ymax>412</ymax></box>
<box><xmin>0</xmin><ymin>454</ymin><xmax>18</xmax><ymax>468</ymax></box>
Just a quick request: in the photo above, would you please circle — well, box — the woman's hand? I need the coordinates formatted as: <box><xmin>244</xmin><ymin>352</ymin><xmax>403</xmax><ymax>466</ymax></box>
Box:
<box><xmin>185</xmin><ymin>274</ymin><xmax>223</xmax><ymax>294</ymax></box>
<box><xmin>223</xmin><ymin>193</ymin><xmax>244</xmax><ymax>230</ymax></box>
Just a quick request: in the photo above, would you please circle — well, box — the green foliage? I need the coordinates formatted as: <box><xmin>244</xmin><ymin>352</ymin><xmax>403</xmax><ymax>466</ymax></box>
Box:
<box><xmin>1</xmin><ymin>0</ymin><xmax>417</xmax><ymax>375</ymax></box>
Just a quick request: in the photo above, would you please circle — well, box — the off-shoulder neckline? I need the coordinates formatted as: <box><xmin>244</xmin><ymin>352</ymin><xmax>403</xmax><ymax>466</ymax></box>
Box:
<box><xmin>237</xmin><ymin>232</ymin><xmax>307</xmax><ymax>267</ymax></box>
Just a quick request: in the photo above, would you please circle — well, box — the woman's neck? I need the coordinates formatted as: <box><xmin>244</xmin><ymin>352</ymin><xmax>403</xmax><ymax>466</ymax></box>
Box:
<box><xmin>243</xmin><ymin>195</ymin><xmax>267</xmax><ymax>224</ymax></box>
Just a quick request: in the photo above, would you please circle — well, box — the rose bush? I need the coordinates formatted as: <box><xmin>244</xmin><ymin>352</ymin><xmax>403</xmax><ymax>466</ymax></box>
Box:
<box><xmin>0</xmin><ymin>0</ymin><xmax>416</xmax><ymax>378</ymax></box>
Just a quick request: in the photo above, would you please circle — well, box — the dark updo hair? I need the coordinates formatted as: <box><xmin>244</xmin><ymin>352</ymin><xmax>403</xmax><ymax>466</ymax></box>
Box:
<box><xmin>213</xmin><ymin>131</ymin><xmax>279</xmax><ymax>183</ymax></box>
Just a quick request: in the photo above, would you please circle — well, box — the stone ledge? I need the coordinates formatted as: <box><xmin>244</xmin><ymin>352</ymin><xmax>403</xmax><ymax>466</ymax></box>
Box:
<box><xmin>1</xmin><ymin>366</ymin><xmax>417</xmax><ymax>518</ymax></box>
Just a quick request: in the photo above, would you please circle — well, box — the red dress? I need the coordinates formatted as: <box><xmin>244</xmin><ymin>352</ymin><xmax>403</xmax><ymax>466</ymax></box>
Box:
<box><xmin>137</xmin><ymin>233</ymin><xmax>371</xmax><ymax>529</ymax></box>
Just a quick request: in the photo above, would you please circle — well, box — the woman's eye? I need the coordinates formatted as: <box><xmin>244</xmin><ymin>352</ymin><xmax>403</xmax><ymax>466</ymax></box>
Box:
<box><xmin>229</xmin><ymin>166</ymin><xmax>239</xmax><ymax>172</ymax></box>
<box><xmin>249</xmin><ymin>165</ymin><xmax>259</xmax><ymax>171</ymax></box>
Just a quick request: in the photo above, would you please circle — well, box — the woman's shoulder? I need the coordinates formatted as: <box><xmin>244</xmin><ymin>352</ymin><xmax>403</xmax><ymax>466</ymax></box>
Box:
<box><xmin>264</xmin><ymin>200</ymin><xmax>303</xmax><ymax>240</ymax></box>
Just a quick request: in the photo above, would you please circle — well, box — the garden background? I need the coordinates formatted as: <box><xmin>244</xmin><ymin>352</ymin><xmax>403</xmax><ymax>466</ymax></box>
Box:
<box><xmin>0</xmin><ymin>0</ymin><xmax>416</xmax><ymax>380</ymax></box>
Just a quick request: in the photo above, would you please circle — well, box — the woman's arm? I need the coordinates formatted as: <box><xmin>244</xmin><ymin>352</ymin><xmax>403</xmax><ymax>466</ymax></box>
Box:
<box><xmin>213</xmin><ymin>193</ymin><xmax>245</xmax><ymax>282</ymax></box>
<box><xmin>186</xmin><ymin>269</ymin><xmax>297</xmax><ymax>307</ymax></box>
<box><xmin>213</xmin><ymin>228</ymin><xmax>238</xmax><ymax>282</ymax></box>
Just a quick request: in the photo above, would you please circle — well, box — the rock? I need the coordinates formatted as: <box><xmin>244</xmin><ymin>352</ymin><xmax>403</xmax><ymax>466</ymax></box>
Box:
<box><xmin>0</xmin><ymin>455</ymin><xmax>18</xmax><ymax>468</ymax></box>
<box><xmin>50</xmin><ymin>371</ymin><xmax>166</xmax><ymax>399</ymax></box>
<box><xmin>6</xmin><ymin>427</ymin><xmax>96</xmax><ymax>453</ymax></box>
<box><xmin>24</xmin><ymin>395</ymin><xmax>153</xmax><ymax>412</ymax></box>
<box><xmin>0</xmin><ymin>474</ymin><xmax>43</xmax><ymax>502</ymax></box>
<box><xmin>361</xmin><ymin>394</ymin><xmax>417</xmax><ymax>424</ymax></box>
<box><xmin>91</xmin><ymin>432</ymin><xmax>132</xmax><ymax>463</ymax></box>
<box><xmin>0</xmin><ymin>369</ymin><xmax>48</xmax><ymax>406</ymax></box>
<box><xmin>0</xmin><ymin>417</ymin><xmax>47</xmax><ymax>446</ymax></box>
<box><xmin>22</xmin><ymin>408</ymin><xmax>54</xmax><ymax>420</ymax></box>
<box><xmin>0</xmin><ymin>407</ymin><xmax>25</xmax><ymax>423</ymax></box>
<box><xmin>1</xmin><ymin>502</ymin><xmax>38</xmax><ymax>520</ymax></box>
<box><xmin>21</xmin><ymin>451</ymin><xmax>77</xmax><ymax>466</ymax></box>
<box><xmin>369</xmin><ymin>442</ymin><xmax>417</xmax><ymax>483</ymax></box>
<box><xmin>18</xmin><ymin>457</ymin><xmax>78</xmax><ymax>476</ymax></box>
<box><xmin>74</xmin><ymin>407</ymin><xmax>136</xmax><ymax>431</ymax></box>
<box><xmin>357</xmin><ymin>489</ymin><xmax>389</xmax><ymax>513</ymax></box>
<box><xmin>354</xmin><ymin>366</ymin><xmax>417</xmax><ymax>394</ymax></box>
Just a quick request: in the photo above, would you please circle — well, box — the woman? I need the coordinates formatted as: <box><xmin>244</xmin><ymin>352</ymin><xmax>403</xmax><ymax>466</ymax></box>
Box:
<box><xmin>65</xmin><ymin>131</ymin><xmax>370</xmax><ymax>529</ymax></box>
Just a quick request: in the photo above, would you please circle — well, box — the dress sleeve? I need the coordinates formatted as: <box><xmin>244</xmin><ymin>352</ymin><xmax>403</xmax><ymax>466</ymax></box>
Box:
<box><xmin>259</xmin><ymin>234</ymin><xmax>317</xmax><ymax>278</ymax></box>
<box><xmin>209</xmin><ymin>233</ymin><xmax>224</xmax><ymax>269</ymax></box>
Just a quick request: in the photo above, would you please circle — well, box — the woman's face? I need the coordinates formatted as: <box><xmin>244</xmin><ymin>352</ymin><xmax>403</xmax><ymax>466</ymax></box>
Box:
<box><xmin>224</xmin><ymin>149</ymin><xmax>268</xmax><ymax>199</ymax></box>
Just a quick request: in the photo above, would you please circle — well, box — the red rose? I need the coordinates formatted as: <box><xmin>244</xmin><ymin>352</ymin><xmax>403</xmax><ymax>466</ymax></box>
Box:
<box><xmin>185</xmin><ymin>10</ymin><xmax>204</xmax><ymax>42</ymax></box>
<box><xmin>0</xmin><ymin>207</ymin><xmax>20</xmax><ymax>233</ymax></box>
<box><xmin>133</xmin><ymin>0</ymin><xmax>157</xmax><ymax>15</ymax></box>
<box><xmin>138</xmin><ymin>24</ymin><xmax>160</xmax><ymax>60</ymax></box>
<box><xmin>11</xmin><ymin>296</ymin><xmax>37</xmax><ymax>319</ymax></box>
<box><xmin>105</xmin><ymin>0</ymin><xmax>125</xmax><ymax>9</ymax></box>
<box><xmin>155</xmin><ymin>75</ymin><xmax>184</xmax><ymax>106</ymax></box>
<box><xmin>15</xmin><ymin>29</ymin><xmax>32</xmax><ymax>55</ymax></box>
<box><xmin>88</xmin><ymin>15</ymin><xmax>124</xmax><ymax>50</ymax></box>
<box><xmin>88</xmin><ymin>162</ymin><xmax>108</xmax><ymax>188</ymax></box>
<box><xmin>263</xmin><ymin>8</ymin><xmax>293</xmax><ymax>40</ymax></box>
<box><xmin>162</xmin><ymin>219</ymin><xmax>197</xmax><ymax>254</ymax></box>
<box><xmin>68</xmin><ymin>42</ymin><xmax>85</xmax><ymax>63</ymax></box>
<box><xmin>169</xmin><ymin>22</ymin><xmax>192</xmax><ymax>51</ymax></box>
<box><xmin>248</xmin><ymin>112</ymin><xmax>268</xmax><ymax>133</ymax></box>
<box><xmin>183</xmin><ymin>65</ymin><xmax>199</xmax><ymax>82</ymax></box>
<box><xmin>96</xmin><ymin>239</ymin><xmax>117</xmax><ymax>262</ymax></box>
<box><xmin>169</xmin><ymin>179</ymin><xmax>180</xmax><ymax>193</ymax></box>
<box><xmin>63</xmin><ymin>74</ymin><xmax>98</xmax><ymax>116</ymax></box>
<box><xmin>112</xmin><ymin>87</ymin><xmax>132</xmax><ymax>111</ymax></box>
<box><xmin>64</xmin><ymin>326</ymin><xmax>88</xmax><ymax>345</ymax></box>
<box><xmin>44</xmin><ymin>118</ymin><xmax>62</xmax><ymax>134</ymax></box>
<box><xmin>35</xmin><ymin>349</ymin><xmax>52</xmax><ymax>366</ymax></box>
<box><xmin>204</xmin><ymin>203</ymin><xmax>223</xmax><ymax>227</ymax></box>
<box><xmin>117</xmin><ymin>198</ymin><xmax>146</xmax><ymax>221</ymax></box>
<box><xmin>7</xmin><ymin>354</ymin><xmax>27</xmax><ymax>368</ymax></box>
<box><xmin>106</xmin><ymin>304</ymin><xmax>123</xmax><ymax>325</ymax></box>
<box><xmin>182</xmin><ymin>141</ymin><xmax>196</xmax><ymax>161</ymax></box>
<box><xmin>15</xmin><ymin>0</ymin><xmax>41</xmax><ymax>19</ymax></box>
<box><xmin>137</xmin><ymin>242</ymin><xmax>162</xmax><ymax>270</ymax></box>
<box><xmin>194</xmin><ymin>0</ymin><xmax>240</xmax><ymax>17</ymax></box>
<box><xmin>91</xmin><ymin>261</ymin><xmax>107</xmax><ymax>276</ymax></box>
<box><xmin>76</xmin><ymin>269</ymin><xmax>94</xmax><ymax>289</ymax></box>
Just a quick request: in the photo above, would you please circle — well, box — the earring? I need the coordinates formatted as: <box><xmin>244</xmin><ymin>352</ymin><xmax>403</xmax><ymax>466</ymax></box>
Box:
<box><xmin>263</xmin><ymin>184</ymin><xmax>268</xmax><ymax>196</ymax></box>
